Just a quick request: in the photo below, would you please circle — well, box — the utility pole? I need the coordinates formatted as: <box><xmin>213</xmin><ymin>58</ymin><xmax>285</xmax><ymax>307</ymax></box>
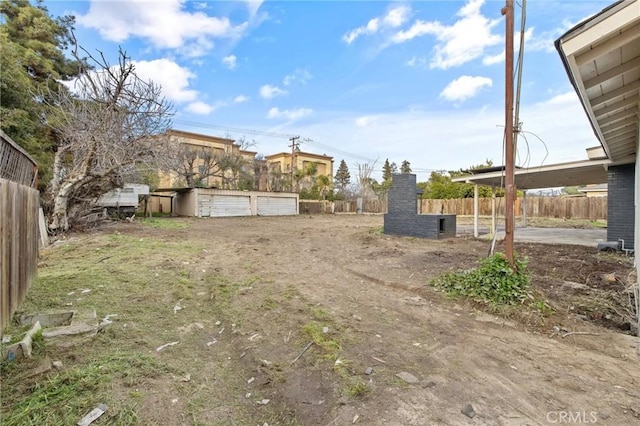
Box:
<box><xmin>289</xmin><ymin>136</ymin><xmax>300</xmax><ymax>191</ymax></box>
<box><xmin>502</xmin><ymin>0</ymin><xmax>515</xmax><ymax>265</ymax></box>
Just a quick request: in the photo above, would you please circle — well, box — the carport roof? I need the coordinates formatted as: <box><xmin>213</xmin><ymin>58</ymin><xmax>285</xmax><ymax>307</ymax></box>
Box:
<box><xmin>451</xmin><ymin>159</ymin><xmax>610</xmax><ymax>190</ymax></box>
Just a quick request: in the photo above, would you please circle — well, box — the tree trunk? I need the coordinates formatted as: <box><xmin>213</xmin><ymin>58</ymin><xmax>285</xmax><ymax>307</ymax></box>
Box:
<box><xmin>49</xmin><ymin>181</ymin><xmax>74</xmax><ymax>231</ymax></box>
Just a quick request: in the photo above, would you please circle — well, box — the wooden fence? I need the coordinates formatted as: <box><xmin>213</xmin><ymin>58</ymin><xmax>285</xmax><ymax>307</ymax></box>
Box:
<box><xmin>1</xmin><ymin>131</ymin><xmax>40</xmax><ymax>335</ymax></box>
<box><xmin>300</xmin><ymin>198</ymin><xmax>387</xmax><ymax>214</ymax></box>
<box><xmin>0</xmin><ymin>179</ymin><xmax>40</xmax><ymax>334</ymax></box>
<box><xmin>420</xmin><ymin>196</ymin><xmax>607</xmax><ymax>220</ymax></box>
<box><xmin>301</xmin><ymin>196</ymin><xmax>607</xmax><ymax>220</ymax></box>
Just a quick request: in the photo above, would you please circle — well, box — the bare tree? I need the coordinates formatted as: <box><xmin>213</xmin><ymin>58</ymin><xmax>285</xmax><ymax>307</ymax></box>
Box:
<box><xmin>45</xmin><ymin>46</ymin><xmax>175</xmax><ymax>231</ymax></box>
<box><xmin>356</xmin><ymin>160</ymin><xmax>377</xmax><ymax>200</ymax></box>
<box><xmin>171</xmin><ymin>135</ymin><xmax>255</xmax><ymax>190</ymax></box>
<box><xmin>252</xmin><ymin>154</ymin><xmax>268</xmax><ymax>191</ymax></box>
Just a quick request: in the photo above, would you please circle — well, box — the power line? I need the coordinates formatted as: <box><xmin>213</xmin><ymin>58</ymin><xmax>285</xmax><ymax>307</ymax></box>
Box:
<box><xmin>172</xmin><ymin>119</ymin><xmax>295</xmax><ymax>139</ymax></box>
<box><xmin>172</xmin><ymin>118</ymin><xmax>440</xmax><ymax>173</ymax></box>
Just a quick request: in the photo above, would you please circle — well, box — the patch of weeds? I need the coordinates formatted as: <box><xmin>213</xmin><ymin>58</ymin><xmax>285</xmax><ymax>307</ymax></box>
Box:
<box><xmin>431</xmin><ymin>253</ymin><xmax>531</xmax><ymax>305</ymax></box>
<box><xmin>173</xmin><ymin>271</ymin><xmax>195</xmax><ymax>300</ymax></box>
<box><xmin>344</xmin><ymin>379</ymin><xmax>370</xmax><ymax>397</ymax></box>
<box><xmin>61</xmin><ymin>243</ymin><xmax>78</xmax><ymax>253</ymax></box>
<box><xmin>1</xmin><ymin>352</ymin><xmax>171</xmax><ymax>426</ymax></box>
<box><xmin>367</xmin><ymin>226</ymin><xmax>383</xmax><ymax>235</ymax></box>
<box><xmin>139</xmin><ymin>217</ymin><xmax>190</xmax><ymax>230</ymax></box>
<box><xmin>109</xmin><ymin>403</ymin><xmax>140</xmax><ymax>424</ymax></box>
<box><xmin>332</xmin><ymin>358</ymin><xmax>353</xmax><ymax>378</ymax></box>
<box><xmin>206</xmin><ymin>274</ymin><xmax>239</xmax><ymax>302</ymax></box>
<box><xmin>282</xmin><ymin>287</ymin><xmax>300</xmax><ymax>300</ymax></box>
<box><xmin>531</xmin><ymin>299</ymin><xmax>553</xmax><ymax>316</ymax></box>
<box><xmin>302</xmin><ymin>322</ymin><xmax>341</xmax><ymax>360</ymax></box>
<box><xmin>311</xmin><ymin>307</ymin><xmax>331</xmax><ymax>321</ymax></box>
<box><xmin>262</xmin><ymin>294</ymin><xmax>278</xmax><ymax>310</ymax></box>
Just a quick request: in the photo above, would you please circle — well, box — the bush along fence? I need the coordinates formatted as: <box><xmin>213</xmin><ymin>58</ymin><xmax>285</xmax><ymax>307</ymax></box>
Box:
<box><xmin>1</xmin><ymin>131</ymin><xmax>40</xmax><ymax>336</ymax></box>
<box><xmin>300</xmin><ymin>195</ymin><xmax>607</xmax><ymax>221</ymax></box>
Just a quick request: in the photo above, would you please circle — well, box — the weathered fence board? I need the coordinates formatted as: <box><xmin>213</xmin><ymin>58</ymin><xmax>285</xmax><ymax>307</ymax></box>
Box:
<box><xmin>0</xmin><ymin>178</ymin><xmax>40</xmax><ymax>335</ymax></box>
<box><xmin>300</xmin><ymin>195</ymin><xmax>606</xmax><ymax>220</ymax></box>
<box><xmin>300</xmin><ymin>198</ymin><xmax>387</xmax><ymax>214</ymax></box>
<box><xmin>420</xmin><ymin>196</ymin><xmax>607</xmax><ymax>220</ymax></box>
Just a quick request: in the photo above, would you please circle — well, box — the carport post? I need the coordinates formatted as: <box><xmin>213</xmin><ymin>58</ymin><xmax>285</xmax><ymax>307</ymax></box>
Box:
<box><xmin>522</xmin><ymin>191</ymin><xmax>527</xmax><ymax>228</ymax></box>
<box><xmin>473</xmin><ymin>184</ymin><xmax>479</xmax><ymax>238</ymax></box>
<box><xmin>491</xmin><ymin>187</ymin><xmax>496</xmax><ymax>239</ymax></box>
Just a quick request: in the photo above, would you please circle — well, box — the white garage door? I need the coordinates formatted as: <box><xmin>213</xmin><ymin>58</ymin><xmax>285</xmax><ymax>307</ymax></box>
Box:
<box><xmin>211</xmin><ymin>195</ymin><xmax>251</xmax><ymax>217</ymax></box>
<box><xmin>257</xmin><ymin>196</ymin><xmax>297</xmax><ymax>216</ymax></box>
<box><xmin>198</xmin><ymin>195</ymin><xmax>213</xmax><ymax>217</ymax></box>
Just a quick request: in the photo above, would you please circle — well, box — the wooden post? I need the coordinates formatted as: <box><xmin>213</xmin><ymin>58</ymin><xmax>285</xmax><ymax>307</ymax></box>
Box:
<box><xmin>473</xmin><ymin>184</ymin><xmax>479</xmax><ymax>238</ymax></box>
<box><xmin>522</xmin><ymin>191</ymin><xmax>527</xmax><ymax>227</ymax></box>
<box><xmin>502</xmin><ymin>0</ymin><xmax>515</xmax><ymax>265</ymax></box>
<box><xmin>491</xmin><ymin>187</ymin><xmax>496</xmax><ymax>239</ymax></box>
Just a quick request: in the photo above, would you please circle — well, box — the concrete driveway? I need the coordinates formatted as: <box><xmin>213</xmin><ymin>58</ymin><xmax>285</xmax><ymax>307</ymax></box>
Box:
<box><xmin>457</xmin><ymin>225</ymin><xmax>607</xmax><ymax>247</ymax></box>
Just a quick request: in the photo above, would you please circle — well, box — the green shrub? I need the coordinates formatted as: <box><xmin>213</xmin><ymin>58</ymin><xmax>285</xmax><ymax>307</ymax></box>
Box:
<box><xmin>431</xmin><ymin>253</ymin><xmax>531</xmax><ymax>305</ymax></box>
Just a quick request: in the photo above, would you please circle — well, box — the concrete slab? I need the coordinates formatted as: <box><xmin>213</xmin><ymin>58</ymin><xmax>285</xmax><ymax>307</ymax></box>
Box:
<box><xmin>457</xmin><ymin>225</ymin><xmax>607</xmax><ymax>247</ymax></box>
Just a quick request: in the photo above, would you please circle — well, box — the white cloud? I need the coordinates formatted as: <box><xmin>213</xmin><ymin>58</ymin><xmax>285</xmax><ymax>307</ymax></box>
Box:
<box><xmin>440</xmin><ymin>76</ymin><xmax>493</xmax><ymax>102</ymax></box>
<box><xmin>383</xmin><ymin>6</ymin><xmax>411</xmax><ymax>28</ymax></box>
<box><xmin>78</xmin><ymin>0</ymin><xmax>247</xmax><ymax>57</ymax></box>
<box><xmin>186</xmin><ymin>101</ymin><xmax>215</xmax><ymax>115</ymax></box>
<box><xmin>391</xmin><ymin>0</ymin><xmax>501</xmax><ymax>69</ymax></box>
<box><xmin>244</xmin><ymin>0</ymin><xmax>265</xmax><ymax>17</ymax></box>
<box><xmin>222</xmin><ymin>55</ymin><xmax>237</xmax><ymax>69</ymax></box>
<box><xmin>544</xmin><ymin>91</ymin><xmax>580</xmax><ymax>105</ymax></box>
<box><xmin>482</xmin><ymin>53</ymin><xmax>504</xmax><ymax>66</ymax></box>
<box><xmin>132</xmin><ymin>59</ymin><xmax>198</xmax><ymax>102</ymax></box>
<box><xmin>234</xmin><ymin>95</ymin><xmax>250</xmax><ymax>103</ymax></box>
<box><xmin>259</xmin><ymin>84</ymin><xmax>287</xmax><ymax>99</ymax></box>
<box><xmin>355</xmin><ymin>115</ymin><xmax>380</xmax><ymax>127</ymax></box>
<box><xmin>267</xmin><ymin>107</ymin><xmax>313</xmax><ymax>120</ymax></box>
<box><xmin>406</xmin><ymin>56</ymin><xmax>427</xmax><ymax>68</ymax></box>
<box><xmin>283</xmin><ymin>68</ymin><xmax>313</xmax><ymax>86</ymax></box>
<box><xmin>343</xmin><ymin>5</ymin><xmax>411</xmax><ymax>44</ymax></box>
<box><xmin>482</xmin><ymin>27</ymin><xmax>535</xmax><ymax>65</ymax></box>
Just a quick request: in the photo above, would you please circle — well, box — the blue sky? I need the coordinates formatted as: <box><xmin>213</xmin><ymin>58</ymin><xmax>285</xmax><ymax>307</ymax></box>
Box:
<box><xmin>45</xmin><ymin>0</ymin><xmax>612</xmax><ymax>182</ymax></box>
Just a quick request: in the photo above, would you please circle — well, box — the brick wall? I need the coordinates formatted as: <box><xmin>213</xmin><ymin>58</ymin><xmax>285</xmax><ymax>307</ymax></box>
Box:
<box><xmin>607</xmin><ymin>163</ymin><xmax>635</xmax><ymax>249</ymax></box>
<box><xmin>384</xmin><ymin>174</ymin><xmax>456</xmax><ymax>239</ymax></box>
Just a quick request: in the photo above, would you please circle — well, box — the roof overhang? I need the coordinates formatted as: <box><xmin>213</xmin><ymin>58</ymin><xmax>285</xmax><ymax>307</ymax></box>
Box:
<box><xmin>451</xmin><ymin>159</ymin><xmax>611</xmax><ymax>190</ymax></box>
<box><xmin>555</xmin><ymin>0</ymin><xmax>640</xmax><ymax>163</ymax></box>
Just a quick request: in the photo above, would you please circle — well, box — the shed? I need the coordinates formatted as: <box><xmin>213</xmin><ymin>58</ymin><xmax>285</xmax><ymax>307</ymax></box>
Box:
<box><xmin>172</xmin><ymin>188</ymin><xmax>299</xmax><ymax>217</ymax></box>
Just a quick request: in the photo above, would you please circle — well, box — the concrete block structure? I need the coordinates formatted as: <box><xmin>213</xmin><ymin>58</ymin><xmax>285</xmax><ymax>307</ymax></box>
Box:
<box><xmin>607</xmin><ymin>164</ymin><xmax>635</xmax><ymax>249</ymax></box>
<box><xmin>384</xmin><ymin>174</ymin><xmax>456</xmax><ymax>239</ymax></box>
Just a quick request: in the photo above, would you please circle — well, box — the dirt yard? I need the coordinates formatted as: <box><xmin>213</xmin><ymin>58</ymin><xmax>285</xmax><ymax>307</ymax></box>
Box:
<box><xmin>2</xmin><ymin>214</ymin><xmax>639</xmax><ymax>425</ymax></box>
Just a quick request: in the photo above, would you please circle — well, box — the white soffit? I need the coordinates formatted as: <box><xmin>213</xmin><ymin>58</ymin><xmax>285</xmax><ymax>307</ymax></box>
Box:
<box><xmin>556</xmin><ymin>0</ymin><xmax>640</xmax><ymax>163</ymax></box>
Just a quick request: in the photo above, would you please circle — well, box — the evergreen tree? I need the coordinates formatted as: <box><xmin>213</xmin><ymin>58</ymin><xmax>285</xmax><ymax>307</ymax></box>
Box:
<box><xmin>382</xmin><ymin>158</ymin><xmax>392</xmax><ymax>182</ymax></box>
<box><xmin>400</xmin><ymin>160</ymin><xmax>412</xmax><ymax>173</ymax></box>
<box><xmin>0</xmin><ymin>0</ymin><xmax>85</xmax><ymax>187</ymax></box>
<box><xmin>390</xmin><ymin>162</ymin><xmax>398</xmax><ymax>174</ymax></box>
<box><xmin>334</xmin><ymin>159</ymin><xmax>351</xmax><ymax>193</ymax></box>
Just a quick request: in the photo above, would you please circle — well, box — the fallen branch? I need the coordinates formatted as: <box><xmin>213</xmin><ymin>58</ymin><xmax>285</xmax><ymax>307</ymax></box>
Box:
<box><xmin>156</xmin><ymin>341</ymin><xmax>179</xmax><ymax>352</ymax></box>
<box><xmin>371</xmin><ymin>355</ymin><xmax>387</xmax><ymax>364</ymax></box>
<box><xmin>562</xmin><ymin>331</ymin><xmax>600</xmax><ymax>338</ymax></box>
<box><xmin>291</xmin><ymin>341</ymin><xmax>314</xmax><ymax>365</ymax></box>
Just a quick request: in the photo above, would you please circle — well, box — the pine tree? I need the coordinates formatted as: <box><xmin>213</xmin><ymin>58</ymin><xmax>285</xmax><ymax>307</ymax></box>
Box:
<box><xmin>382</xmin><ymin>158</ymin><xmax>392</xmax><ymax>182</ymax></box>
<box><xmin>334</xmin><ymin>159</ymin><xmax>351</xmax><ymax>193</ymax></box>
<box><xmin>400</xmin><ymin>160</ymin><xmax>412</xmax><ymax>173</ymax></box>
<box><xmin>1</xmin><ymin>0</ymin><xmax>85</xmax><ymax>187</ymax></box>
